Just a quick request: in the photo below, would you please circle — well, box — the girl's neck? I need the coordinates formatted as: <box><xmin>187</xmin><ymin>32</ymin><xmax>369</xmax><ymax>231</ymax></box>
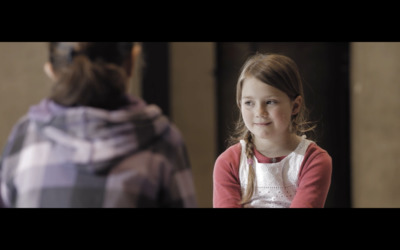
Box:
<box><xmin>254</xmin><ymin>133</ymin><xmax>301</xmax><ymax>158</ymax></box>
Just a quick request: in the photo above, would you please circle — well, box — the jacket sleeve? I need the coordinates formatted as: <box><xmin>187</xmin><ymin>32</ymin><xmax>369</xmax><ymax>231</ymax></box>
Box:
<box><xmin>170</xmin><ymin>144</ymin><xmax>198</xmax><ymax>208</ymax></box>
<box><xmin>290</xmin><ymin>148</ymin><xmax>332</xmax><ymax>208</ymax></box>
<box><xmin>0</xmin><ymin>117</ymin><xmax>29</xmax><ymax>208</ymax></box>
<box><xmin>158</xmin><ymin>125</ymin><xmax>198</xmax><ymax>208</ymax></box>
<box><xmin>0</xmin><ymin>180</ymin><xmax>3</xmax><ymax>208</ymax></box>
<box><xmin>0</xmin><ymin>147</ymin><xmax>5</xmax><ymax>208</ymax></box>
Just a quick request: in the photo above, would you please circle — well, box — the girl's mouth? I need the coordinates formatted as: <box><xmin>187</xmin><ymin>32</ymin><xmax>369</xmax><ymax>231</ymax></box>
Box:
<box><xmin>254</xmin><ymin>122</ymin><xmax>271</xmax><ymax>126</ymax></box>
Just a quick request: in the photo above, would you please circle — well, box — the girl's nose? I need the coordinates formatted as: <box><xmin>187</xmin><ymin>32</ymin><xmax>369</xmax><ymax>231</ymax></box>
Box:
<box><xmin>255</xmin><ymin>105</ymin><xmax>267</xmax><ymax>118</ymax></box>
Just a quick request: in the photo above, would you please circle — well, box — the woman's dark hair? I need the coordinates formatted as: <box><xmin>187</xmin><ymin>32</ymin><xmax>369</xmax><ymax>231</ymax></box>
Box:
<box><xmin>49</xmin><ymin>42</ymin><xmax>134</xmax><ymax>110</ymax></box>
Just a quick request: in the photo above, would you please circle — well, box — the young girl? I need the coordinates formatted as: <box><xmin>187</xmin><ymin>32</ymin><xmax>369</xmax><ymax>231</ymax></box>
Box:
<box><xmin>213</xmin><ymin>53</ymin><xmax>332</xmax><ymax>208</ymax></box>
<box><xmin>0</xmin><ymin>42</ymin><xmax>197</xmax><ymax>208</ymax></box>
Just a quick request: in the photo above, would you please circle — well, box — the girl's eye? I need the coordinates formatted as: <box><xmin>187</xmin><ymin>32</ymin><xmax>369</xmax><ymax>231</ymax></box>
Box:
<box><xmin>266</xmin><ymin>100</ymin><xmax>277</xmax><ymax>105</ymax></box>
<box><xmin>244</xmin><ymin>101</ymin><xmax>253</xmax><ymax>106</ymax></box>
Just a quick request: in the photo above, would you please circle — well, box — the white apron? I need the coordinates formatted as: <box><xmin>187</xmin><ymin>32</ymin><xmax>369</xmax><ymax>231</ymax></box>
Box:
<box><xmin>239</xmin><ymin>136</ymin><xmax>313</xmax><ymax>208</ymax></box>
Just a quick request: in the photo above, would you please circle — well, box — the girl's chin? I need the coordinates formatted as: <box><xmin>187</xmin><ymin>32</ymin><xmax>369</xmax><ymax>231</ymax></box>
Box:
<box><xmin>249</xmin><ymin>131</ymin><xmax>272</xmax><ymax>139</ymax></box>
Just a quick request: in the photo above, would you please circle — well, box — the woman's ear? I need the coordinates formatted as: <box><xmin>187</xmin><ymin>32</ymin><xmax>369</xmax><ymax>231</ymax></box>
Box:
<box><xmin>132</xmin><ymin>43</ymin><xmax>142</xmax><ymax>61</ymax></box>
<box><xmin>125</xmin><ymin>43</ymin><xmax>142</xmax><ymax>78</ymax></box>
<box><xmin>43</xmin><ymin>62</ymin><xmax>57</xmax><ymax>81</ymax></box>
<box><xmin>291</xmin><ymin>95</ymin><xmax>302</xmax><ymax>115</ymax></box>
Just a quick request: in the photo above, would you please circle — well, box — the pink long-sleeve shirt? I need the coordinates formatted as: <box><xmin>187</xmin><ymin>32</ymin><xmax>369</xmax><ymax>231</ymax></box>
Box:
<box><xmin>213</xmin><ymin>142</ymin><xmax>332</xmax><ymax>208</ymax></box>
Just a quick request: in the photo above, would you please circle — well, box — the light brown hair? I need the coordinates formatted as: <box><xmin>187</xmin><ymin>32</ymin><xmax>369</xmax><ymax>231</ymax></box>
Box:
<box><xmin>48</xmin><ymin>42</ymin><xmax>134</xmax><ymax>110</ymax></box>
<box><xmin>229</xmin><ymin>53</ymin><xmax>316</xmax><ymax>205</ymax></box>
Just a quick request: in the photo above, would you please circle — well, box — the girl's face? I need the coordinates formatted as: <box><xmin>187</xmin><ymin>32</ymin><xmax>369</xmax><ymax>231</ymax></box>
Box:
<box><xmin>240</xmin><ymin>77</ymin><xmax>301</xmax><ymax>141</ymax></box>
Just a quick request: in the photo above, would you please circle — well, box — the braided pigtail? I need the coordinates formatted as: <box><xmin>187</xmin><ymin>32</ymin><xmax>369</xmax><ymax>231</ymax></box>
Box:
<box><xmin>240</xmin><ymin>131</ymin><xmax>256</xmax><ymax>205</ymax></box>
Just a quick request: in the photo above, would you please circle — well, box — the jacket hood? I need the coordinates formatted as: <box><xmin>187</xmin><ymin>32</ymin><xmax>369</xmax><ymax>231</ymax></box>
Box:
<box><xmin>28</xmin><ymin>96</ymin><xmax>171</xmax><ymax>174</ymax></box>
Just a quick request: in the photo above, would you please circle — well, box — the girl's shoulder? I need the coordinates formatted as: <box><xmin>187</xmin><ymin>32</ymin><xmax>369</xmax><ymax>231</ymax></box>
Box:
<box><xmin>301</xmin><ymin>141</ymin><xmax>332</xmax><ymax>174</ymax></box>
<box><xmin>214</xmin><ymin>142</ymin><xmax>242</xmax><ymax>171</ymax></box>
<box><xmin>305</xmin><ymin>141</ymin><xmax>331</xmax><ymax>161</ymax></box>
<box><xmin>214</xmin><ymin>142</ymin><xmax>242</xmax><ymax>184</ymax></box>
<box><xmin>217</xmin><ymin>142</ymin><xmax>241</xmax><ymax>161</ymax></box>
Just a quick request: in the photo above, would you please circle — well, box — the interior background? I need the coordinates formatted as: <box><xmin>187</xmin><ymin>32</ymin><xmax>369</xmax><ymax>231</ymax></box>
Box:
<box><xmin>1</xmin><ymin>42</ymin><xmax>399</xmax><ymax>208</ymax></box>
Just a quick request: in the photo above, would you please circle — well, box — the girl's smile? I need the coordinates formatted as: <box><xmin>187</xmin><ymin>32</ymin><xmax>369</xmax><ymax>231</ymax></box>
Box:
<box><xmin>240</xmin><ymin>76</ymin><xmax>303</xmax><ymax>157</ymax></box>
<box><xmin>253</xmin><ymin>122</ymin><xmax>272</xmax><ymax>126</ymax></box>
<box><xmin>241</xmin><ymin>76</ymin><xmax>300</xmax><ymax>140</ymax></box>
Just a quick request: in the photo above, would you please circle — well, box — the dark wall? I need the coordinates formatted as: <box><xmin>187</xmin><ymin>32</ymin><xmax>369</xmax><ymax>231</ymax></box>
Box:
<box><xmin>141</xmin><ymin>42</ymin><xmax>170</xmax><ymax>116</ymax></box>
<box><xmin>216</xmin><ymin>42</ymin><xmax>351</xmax><ymax>208</ymax></box>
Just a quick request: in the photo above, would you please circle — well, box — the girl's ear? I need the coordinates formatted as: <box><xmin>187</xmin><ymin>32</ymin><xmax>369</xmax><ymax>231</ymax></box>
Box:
<box><xmin>43</xmin><ymin>62</ymin><xmax>57</xmax><ymax>81</ymax></box>
<box><xmin>292</xmin><ymin>95</ymin><xmax>302</xmax><ymax>115</ymax></box>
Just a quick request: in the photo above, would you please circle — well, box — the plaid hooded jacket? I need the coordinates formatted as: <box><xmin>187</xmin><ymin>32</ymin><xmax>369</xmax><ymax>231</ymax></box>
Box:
<box><xmin>0</xmin><ymin>96</ymin><xmax>197</xmax><ymax>208</ymax></box>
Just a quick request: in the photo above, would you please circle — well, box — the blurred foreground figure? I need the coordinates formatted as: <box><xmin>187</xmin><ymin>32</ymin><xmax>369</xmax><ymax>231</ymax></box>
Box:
<box><xmin>0</xmin><ymin>42</ymin><xmax>197</xmax><ymax>208</ymax></box>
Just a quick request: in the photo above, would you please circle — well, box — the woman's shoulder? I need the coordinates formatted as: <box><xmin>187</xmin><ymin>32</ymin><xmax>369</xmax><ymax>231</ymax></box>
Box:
<box><xmin>6</xmin><ymin>114</ymin><xmax>31</xmax><ymax>141</ymax></box>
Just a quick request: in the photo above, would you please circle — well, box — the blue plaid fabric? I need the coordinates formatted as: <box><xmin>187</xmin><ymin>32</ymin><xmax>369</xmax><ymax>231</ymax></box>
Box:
<box><xmin>0</xmin><ymin>96</ymin><xmax>197</xmax><ymax>208</ymax></box>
